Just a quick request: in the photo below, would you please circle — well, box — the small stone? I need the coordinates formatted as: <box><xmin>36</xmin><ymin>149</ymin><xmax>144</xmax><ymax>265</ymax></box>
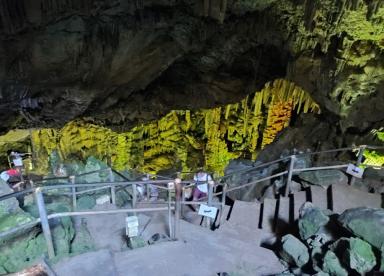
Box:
<box><xmin>280</xmin><ymin>234</ymin><xmax>309</xmax><ymax>268</ymax></box>
<box><xmin>347</xmin><ymin>237</ymin><xmax>376</xmax><ymax>274</ymax></box>
<box><xmin>96</xmin><ymin>195</ymin><xmax>110</xmax><ymax>205</ymax></box>
<box><xmin>298</xmin><ymin>202</ymin><xmax>330</xmax><ymax>240</ymax></box>
<box><xmin>322</xmin><ymin>250</ymin><xmax>348</xmax><ymax>276</ymax></box>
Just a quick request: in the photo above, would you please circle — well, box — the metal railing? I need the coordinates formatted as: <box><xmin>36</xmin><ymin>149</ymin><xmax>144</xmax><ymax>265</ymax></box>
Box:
<box><xmin>0</xmin><ymin>145</ymin><xmax>383</xmax><ymax>260</ymax></box>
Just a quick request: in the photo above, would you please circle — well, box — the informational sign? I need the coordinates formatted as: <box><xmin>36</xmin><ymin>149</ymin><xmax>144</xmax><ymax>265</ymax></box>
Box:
<box><xmin>198</xmin><ymin>204</ymin><xmax>218</xmax><ymax>219</ymax></box>
<box><xmin>346</xmin><ymin>164</ymin><xmax>364</xmax><ymax>178</ymax></box>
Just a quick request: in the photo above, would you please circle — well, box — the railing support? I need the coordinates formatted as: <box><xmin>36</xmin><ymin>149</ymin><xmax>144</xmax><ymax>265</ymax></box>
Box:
<box><xmin>69</xmin><ymin>176</ymin><xmax>76</xmax><ymax>210</ymax></box>
<box><xmin>109</xmin><ymin>168</ymin><xmax>116</xmax><ymax>205</ymax></box>
<box><xmin>181</xmin><ymin>188</ymin><xmax>185</xmax><ymax>218</ymax></box>
<box><xmin>132</xmin><ymin>183</ymin><xmax>137</xmax><ymax>209</ymax></box>
<box><xmin>285</xmin><ymin>155</ymin><xmax>296</xmax><ymax>197</ymax></box>
<box><xmin>167</xmin><ymin>182</ymin><xmax>174</xmax><ymax>239</ymax></box>
<box><xmin>206</xmin><ymin>181</ymin><xmax>214</xmax><ymax>228</ymax></box>
<box><xmin>173</xmin><ymin>178</ymin><xmax>182</xmax><ymax>240</ymax></box>
<box><xmin>35</xmin><ymin>188</ymin><xmax>55</xmax><ymax>259</ymax></box>
<box><xmin>219</xmin><ymin>183</ymin><xmax>227</xmax><ymax>227</ymax></box>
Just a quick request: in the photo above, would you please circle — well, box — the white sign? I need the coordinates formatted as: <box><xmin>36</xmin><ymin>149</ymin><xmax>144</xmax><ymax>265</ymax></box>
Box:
<box><xmin>346</xmin><ymin>164</ymin><xmax>364</xmax><ymax>178</ymax></box>
<box><xmin>198</xmin><ymin>204</ymin><xmax>218</xmax><ymax>219</ymax></box>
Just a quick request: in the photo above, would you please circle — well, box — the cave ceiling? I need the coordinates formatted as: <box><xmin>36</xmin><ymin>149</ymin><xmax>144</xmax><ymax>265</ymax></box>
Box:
<box><xmin>0</xmin><ymin>0</ymin><xmax>384</xmax><ymax>133</ymax></box>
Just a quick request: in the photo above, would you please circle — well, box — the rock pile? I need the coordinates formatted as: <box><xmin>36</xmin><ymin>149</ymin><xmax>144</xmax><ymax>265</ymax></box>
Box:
<box><xmin>277</xmin><ymin>206</ymin><xmax>384</xmax><ymax>275</ymax></box>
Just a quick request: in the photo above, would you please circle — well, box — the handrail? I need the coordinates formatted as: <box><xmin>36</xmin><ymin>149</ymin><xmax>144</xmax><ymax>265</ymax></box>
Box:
<box><xmin>1</xmin><ymin>144</ymin><xmax>383</xmax><ymax>258</ymax></box>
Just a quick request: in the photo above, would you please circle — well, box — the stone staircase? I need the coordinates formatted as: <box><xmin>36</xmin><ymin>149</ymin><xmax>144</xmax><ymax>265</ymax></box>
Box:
<box><xmin>221</xmin><ymin>183</ymin><xmax>383</xmax><ymax>238</ymax></box>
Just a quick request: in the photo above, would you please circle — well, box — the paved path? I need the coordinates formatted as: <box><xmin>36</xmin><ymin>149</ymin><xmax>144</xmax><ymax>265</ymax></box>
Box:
<box><xmin>53</xmin><ymin>215</ymin><xmax>284</xmax><ymax>276</ymax></box>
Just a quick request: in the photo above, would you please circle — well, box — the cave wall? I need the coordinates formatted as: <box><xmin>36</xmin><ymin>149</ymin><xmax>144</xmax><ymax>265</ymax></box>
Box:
<box><xmin>0</xmin><ymin>0</ymin><xmax>383</xmax><ymax>133</ymax></box>
<box><xmin>27</xmin><ymin>79</ymin><xmax>319</xmax><ymax>175</ymax></box>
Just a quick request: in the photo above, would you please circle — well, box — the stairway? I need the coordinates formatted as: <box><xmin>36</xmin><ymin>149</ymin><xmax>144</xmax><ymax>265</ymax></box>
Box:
<box><xmin>223</xmin><ymin>183</ymin><xmax>383</xmax><ymax>236</ymax></box>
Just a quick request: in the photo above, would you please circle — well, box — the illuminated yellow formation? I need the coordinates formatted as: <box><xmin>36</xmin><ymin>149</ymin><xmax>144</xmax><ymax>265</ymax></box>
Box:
<box><xmin>27</xmin><ymin>79</ymin><xmax>319</xmax><ymax>176</ymax></box>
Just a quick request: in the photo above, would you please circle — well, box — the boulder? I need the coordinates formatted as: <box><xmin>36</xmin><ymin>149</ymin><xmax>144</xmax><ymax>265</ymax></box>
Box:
<box><xmin>362</xmin><ymin>167</ymin><xmax>384</xmax><ymax>193</ymax></box>
<box><xmin>280</xmin><ymin>234</ymin><xmax>309</xmax><ymax>268</ymax></box>
<box><xmin>298</xmin><ymin>170</ymin><xmax>348</xmax><ymax>188</ymax></box>
<box><xmin>347</xmin><ymin>237</ymin><xmax>376</xmax><ymax>274</ymax></box>
<box><xmin>224</xmin><ymin>159</ymin><xmax>276</xmax><ymax>201</ymax></box>
<box><xmin>0</xmin><ymin>230</ymin><xmax>47</xmax><ymax>273</ymax></box>
<box><xmin>70</xmin><ymin>220</ymin><xmax>95</xmax><ymax>254</ymax></box>
<box><xmin>298</xmin><ymin>202</ymin><xmax>330</xmax><ymax>240</ymax></box>
<box><xmin>307</xmin><ymin>234</ymin><xmax>329</xmax><ymax>272</ymax></box>
<box><xmin>0</xmin><ymin>180</ymin><xmax>34</xmax><ymax>239</ymax></box>
<box><xmin>381</xmin><ymin>245</ymin><xmax>384</xmax><ymax>272</ymax></box>
<box><xmin>77</xmin><ymin>195</ymin><xmax>96</xmax><ymax>210</ymax></box>
<box><xmin>322</xmin><ymin>250</ymin><xmax>348</xmax><ymax>276</ymax></box>
<box><xmin>338</xmin><ymin>207</ymin><xmax>384</xmax><ymax>250</ymax></box>
<box><xmin>115</xmin><ymin>187</ymin><xmax>132</xmax><ymax>207</ymax></box>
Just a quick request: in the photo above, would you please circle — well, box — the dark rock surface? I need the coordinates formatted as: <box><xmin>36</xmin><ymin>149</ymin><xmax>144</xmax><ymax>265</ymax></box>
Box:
<box><xmin>0</xmin><ymin>0</ymin><xmax>383</xmax><ymax>133</ymax></box>
<box><xmin>338</xmin><ymin>207</ymin><xmax>384</xmax><ymax>250</ymax></box>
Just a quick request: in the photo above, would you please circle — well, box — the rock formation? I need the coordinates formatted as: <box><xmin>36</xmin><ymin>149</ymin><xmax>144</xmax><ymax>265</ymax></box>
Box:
<box><xmin>0</xmin><ymin>0</ymin><xmax>383</xmax><ymax>135</ymax></box>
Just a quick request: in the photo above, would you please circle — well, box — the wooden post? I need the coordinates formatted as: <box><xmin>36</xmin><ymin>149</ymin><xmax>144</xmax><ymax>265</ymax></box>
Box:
<box><xmin>206</xmin><ymin>181</ymin><xmax>214</xmax><ymax>228</ymax></box>
<box><xmin>132</xmin><ymin>183</ymin><xmax>137</xmax><ymax>211</ymax></box>
<box><xmin>69</xmin><ymin>175</ymin><xmax>76</xmax><ymax>210</ymax></box>
<box><xmin>219</xmin><ymin>183</ymin><xmax>227</xmax><ymax>227</ymax></box>
<box><xmin>173</xmin><ymin>178</ymin><xmax>182</xmax><ymax>240</ymax></box>
<box><xmin>35</xmin><ymin>188</ymin><xmax>55</xmax><ymax>259</ymax></box>
<box><xmin>285</xmin><ymin>156</ymin><xmax>295</xmax><ymax>197</ymax></box>
<box><xmin>109</xmin><ymin>168</ymin><xmax>116</xmax><ymax>205</ymax></box>
<box><xmin>167</xmin><ymin>182</ymin><xmax>173</xmax><ymax>239</ymax></box>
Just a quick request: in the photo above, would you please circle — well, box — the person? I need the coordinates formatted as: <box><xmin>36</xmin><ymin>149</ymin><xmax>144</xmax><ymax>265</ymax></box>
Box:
<box><xmin>138</xmin><ymin>174</ymin><xmax>158</xmax><ymax>201</ymax></box>
<box><xmin>192</xmin><ymin>168</ymin><xmax>213</xmax><ymax>202</ymax></box>
<box><xmin>55</xmin><ymin>164</ymin><xmax>68</xmax><ymax>177</ymax></box>
<box><xmin>1</xmin><ymin>168</ymin><xmax>25</xmax><ymax>207</ymax></box>
<box><xmin>10</xmin><ymin>151</ymin><xmax>24</xmax><ymax>170</ymax></box>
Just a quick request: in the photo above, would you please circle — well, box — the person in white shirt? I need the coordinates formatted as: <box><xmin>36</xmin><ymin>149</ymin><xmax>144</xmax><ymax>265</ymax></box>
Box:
<box><xmin>193</xmin><ymin>168</ymin><xmax>213</xmax><ymax>201</ymax></box>
<box><xmin>10</xmin><ymin>151</ymin><xmax>24</xmax><ymax>168</ymax></box>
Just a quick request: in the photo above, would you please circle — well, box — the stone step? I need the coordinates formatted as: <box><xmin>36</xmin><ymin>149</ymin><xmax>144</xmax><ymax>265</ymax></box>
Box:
<box><xmin>310</xmin><ymin>185</ymin><xmax>328</xmax><ymax>210</ymax></box>
<box><xmin>261</xmin><ymin>198</ymin><xmax>277</xmax><ymax>232</ymax></box>
<box><xmin>217</xmin><ymin>221</ymin><xmax>264</xmax><ymax>247</ymax></box>
<box><xmin>293</xmin><ymin>191</ymin><xmax>308</xmax><ymax>221</ymax></box>
<box><xmin>275</xmin><ymin>197</ymin><xmax>290</xmax><ymax>234</ymax></box>
<box><xmin>228</xmin><ymin>200</ymin><xmax>261</xmax><ymax>230</ymax></box>
<box><xmin>331</xmin><ymin>184</ymin><xmax>382</xmax><ymax>214</ymax></box>
<box><xmin>214</xmin><ymin>204</ymin><xmax>231</xmax><ymax>228</ymax></box>
<box><xmin>182</xmin><ymin>209</ymin><xmax>203</xmax><ymax>226</ymax></box>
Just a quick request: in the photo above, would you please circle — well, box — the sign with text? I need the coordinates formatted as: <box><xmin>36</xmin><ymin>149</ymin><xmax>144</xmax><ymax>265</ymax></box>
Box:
<box><xmin>346</xmin><ymin>164</ymin><xmax>364</xmax><ymax>178</ymax></box>
<box><xmin>198</xmin><ymin>204</ymin><xmax>218</xmax><ymax>219</ymax></box>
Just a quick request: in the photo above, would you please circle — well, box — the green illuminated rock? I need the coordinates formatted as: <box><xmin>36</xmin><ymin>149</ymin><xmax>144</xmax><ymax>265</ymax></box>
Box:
<box><xmin>0</xmin><ymin>180</ymin><xmax>34</xmax><ymax>240</ymax></box>
<box><xmin>280</xmin><ymin>234</ymin><xmax>309</xmax><ymax>268</ymax></box>
<box><xmin>347</xmin><ymin>238</ymin><xmax>376</xmax><ymax>274</ymax></box>
<box><xmin>70</xmin><ymin>221</ymin><xmax>95</xmax><ymax>255</ymax></box>
<box><xmin>322</xmin><ymin>250</ymin><xmax>348</xmax><ymax>276</ymax></box>
<box><xmin>77</xmin><ymin>196</ymin><xmax>96</xmax><ymax>210</ymax></box>
<box><xmin>298</xmin><ymin>203</ymin><xmax>330</xmax><ymax>240</ymax></box>
<box><xmin>338</xmin><ymin>207</ymin><xmax>384</xmax><ymax>250</ymax></box>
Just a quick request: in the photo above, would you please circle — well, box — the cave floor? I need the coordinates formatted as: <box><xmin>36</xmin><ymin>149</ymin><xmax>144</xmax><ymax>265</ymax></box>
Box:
<box><xmin>52</xmin><ymin>205</ymin><xmax>284</xmax><ymax>276</ymax></box>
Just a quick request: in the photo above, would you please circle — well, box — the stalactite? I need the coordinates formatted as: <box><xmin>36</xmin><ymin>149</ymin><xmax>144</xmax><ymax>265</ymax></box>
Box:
<box><xmin>27</xmin><ymin>79</ymin><xmax>320</xmax><ymax>176</ymax></box>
